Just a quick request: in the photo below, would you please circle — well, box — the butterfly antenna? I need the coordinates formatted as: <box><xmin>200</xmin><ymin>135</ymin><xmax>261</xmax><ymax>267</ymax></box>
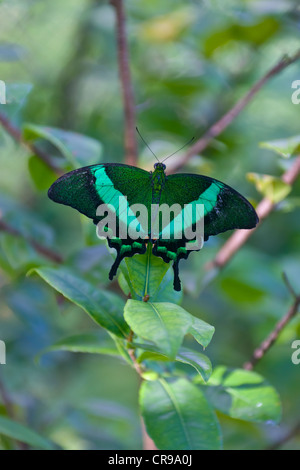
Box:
<box><xmin>161</xmin><ymin>136</ymin><xmax>195</xmax><ymax>163</ymax></box>
<box><xmin>136</xmin><ymin>127</ymin><xmax>160</xmax><ymax>163</ymax></box>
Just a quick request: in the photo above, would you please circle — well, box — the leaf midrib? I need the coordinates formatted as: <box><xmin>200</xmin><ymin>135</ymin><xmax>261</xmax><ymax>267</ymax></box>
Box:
<box><xmin>37</xmin><ymin>269</ymin><xmax>127</xmax><ymax>337</ymax></box>
<box><xmin>159</xmin><ymin>378</ymin><xmax>193</xmax><ymax>449</ymax></box>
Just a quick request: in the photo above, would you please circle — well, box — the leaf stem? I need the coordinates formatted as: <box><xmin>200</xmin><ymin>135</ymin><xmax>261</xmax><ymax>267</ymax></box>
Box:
<box><xmin>127</xmin><ymin>329</ymin><xmax>144</xmax><ymax>376</ymax></box>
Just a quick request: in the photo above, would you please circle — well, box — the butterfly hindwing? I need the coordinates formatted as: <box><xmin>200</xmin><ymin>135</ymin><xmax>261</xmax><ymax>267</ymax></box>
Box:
<box><xmin>151</xmin><ymin>173</ymin><xmax>258</xmax><ymax>290</ymax></box>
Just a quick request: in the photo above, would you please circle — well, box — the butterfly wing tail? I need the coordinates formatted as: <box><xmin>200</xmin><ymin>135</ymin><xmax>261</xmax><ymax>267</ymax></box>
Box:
<box><xmin>172</xmin><ymin>259</ymin><xmax>181</xmax><ymax>291</ymax></box>
<box><xmin>107</xmin><ymin>238</ymin><xmax>147</xmax><ymax>281</ymax></box>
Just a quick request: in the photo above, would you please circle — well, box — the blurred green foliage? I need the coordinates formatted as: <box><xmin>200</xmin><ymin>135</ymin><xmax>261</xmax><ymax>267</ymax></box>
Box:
<box><xmin>0</xmin><ymin>0</ymin><xmax>300</xmax><ymax>450</ymax></box>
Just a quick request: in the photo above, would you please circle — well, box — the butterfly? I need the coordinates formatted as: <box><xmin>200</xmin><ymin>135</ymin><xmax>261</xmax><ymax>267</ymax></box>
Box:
<box><xmin>48</xmin><ymin>162</ymin><xmax>258</xmax><ymax>291</ymax></box>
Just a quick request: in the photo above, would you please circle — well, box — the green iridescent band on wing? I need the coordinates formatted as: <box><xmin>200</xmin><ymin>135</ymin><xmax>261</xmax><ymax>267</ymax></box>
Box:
<box><xmin>48</xmin><ymin>162</ymin><xmax>259</xmax><ymax>292</ymax></box>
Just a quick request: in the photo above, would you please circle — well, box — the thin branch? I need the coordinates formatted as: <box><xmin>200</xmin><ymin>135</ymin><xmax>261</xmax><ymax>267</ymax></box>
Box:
<box><xmin>206</xmin><ymin>155</ymin><xmax>300</xmax><ymax>271</ymax></box>
<box><xmin>282</xmin><ymin>271</ymin><xmax>298</xmax><ymax>299</ymax></box>
<box><xmin>242</xmin><ymin>277</ymin><xmax>300</xmax><ymax>447</ymax></box>
<box><xmin>0</xmin><ymin>219</ymin><xmax>63</xmax><ymax>264</ymax></box>
<box><xmin>170</xmin><ymin>49</ymin><xmax>300</xmax><ymax>173</ymax></box>
<box><xmin>0</xmin><ymin>113</ymin><xmax>60</xmax><ymax>174</ymax></box>
<box><xmin>126</xmin><ymin>328</ymin><xmax>157</xmax><ymax>450</ymax></box>
<box><xmin>110</xmin><ymin>0</ymin><xmax>138</xmax><ymax>166</ymax></box>
<box><xmin>127</xmin><ymin>329</ymin><xmax>144</xmax><ymax>376</ymax></box>
<box><xmin>244</xmin><ymin>278</ymin><xmax>300</xmax><ymax>371</ymax></box>
<box><xmin>267</xmin><ymin>421</ymin><xmax>300</xmax><ymax>450</ymax></box>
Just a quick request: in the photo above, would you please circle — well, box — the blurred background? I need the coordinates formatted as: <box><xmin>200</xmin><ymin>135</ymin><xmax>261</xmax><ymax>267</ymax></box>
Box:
<box><xmin>0</xmin><ymin>0</ymin><xmax>300</xmax><ymax>449</ymax></box>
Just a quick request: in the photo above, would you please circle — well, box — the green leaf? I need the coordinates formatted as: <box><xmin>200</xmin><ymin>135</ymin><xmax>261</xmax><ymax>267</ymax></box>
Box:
<box><xmin>132</xmin><ymin>342</ymin><xmax>172</xmax><ymax>363</ymax></box>
<box><xmin>124</xmin><ymin>300</ymin><xmax>192</xmax><ymax>359</ymax></box>
<box><xmin>28</xmin><ymin>154</ymin><xmax>58</xmax><ymax>191</ymax></box>
<box><xmin>204</xmin><ymin>366</ymin><xmax>282</xmax><ymax>423</ymax></box>
<box><xmin>151</xmin><ymin>267</ymin><xmax>183</xmax><ymax>304</ymax></box>
<box><xmin>140</xmin><ymin>377</ymin><xmax>222</xmax><ymax>450</ymax></box>
<box><xmin>0</xmin><ymin>415</ymin><xmax>57</xmax><ymax>450</ymax></box>
<box><xmin>43</xmin><ymin>331</ymin><xmax>120</xmax><ymax>356</ymax></box>
<box><xmin>125</xmin><ymin>243</ymin><xmax>170</xmax><ymax>300</ymax></box>
<box><xmin>23</xmin><ymin>124</ymin><xmax>102</xmax><ymax>168</ymax></box>
<box><xmin>204</xmin><ymin>18</ymin><xmax>279</xmax><ymax>56</ymax></box>
<box><xmin>0</xmin><ymin>233</ymin><xmax>45</xmax><ymax>271</ymax></box>
<box><xmin>247</xmin><ymin>172</ymin><xmax>291</xmax><ymax>204</ymax></box>
<box><xmin>134</xmin><ymin>343</ymin><xmax>212</xmax><ymax>382</ymax></box>
<box><xmin>33</xmin><ymin>266</ymin><xmax>129</xmax><ymax>338</ymax></box>
<box><xmin>176</xmin><ymin>347</ymin><xmax>212</xmax><ymax>383</ymax></box>
<box><xmin>119</xmin><ymin>247</ymin><xmax>182</xmax><ymax>304</ymax></box>
<box><xmin>188</xmin><ymin>316</ymin><xmax>215</xmax><ymax>349</ymax></box>
<box><xmin>220</xmin><ymin>277</ymin><xmax>266</xmax><ymax>304</ymax></box>
<box><xmin>260</xmin><ymin>135</ymin><xmax>300</xmax><ymax>158</ymax></box>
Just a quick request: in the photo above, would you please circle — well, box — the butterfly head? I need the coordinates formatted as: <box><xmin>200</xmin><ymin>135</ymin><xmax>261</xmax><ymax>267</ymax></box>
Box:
<box><xmin>152</xmin><ymin>162</ymin><xmax>166</xmax><ymax>189</ymax></box>
<box><xmin>154</xmin><ymin>162</ymin><xmax>166</xmax><ymax>171</ymax></box>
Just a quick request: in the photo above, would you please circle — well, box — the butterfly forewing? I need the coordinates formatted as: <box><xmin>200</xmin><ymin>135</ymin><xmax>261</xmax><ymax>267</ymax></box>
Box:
<box><xmin>48</xmin><ymin>164</ymin><xmax>152</xmax><ymax>225</ymax></box>
<box><xmin>48</xmin><ymin>165</ymin><xmax>102</xmax><ymax>220</ymax></box>
<box><xmin>164</xmin><ymin>173</ymin><xmax>258</xmax><ymax>240</ymax></box>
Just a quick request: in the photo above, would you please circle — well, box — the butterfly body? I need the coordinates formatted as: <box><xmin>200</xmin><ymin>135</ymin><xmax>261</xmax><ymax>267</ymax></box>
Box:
<box><xmin>48</xmin><ymin>162</ymin><xmax>258</xmax><ymax>291</ymax></box>
<box><xmin>151</xmin><ymin>162</ymin><xmax>166</xmax><ymax>199</ymax></box>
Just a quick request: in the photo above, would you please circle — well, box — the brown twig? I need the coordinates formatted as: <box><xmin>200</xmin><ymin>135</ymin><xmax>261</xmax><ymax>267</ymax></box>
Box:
<box><xmin>242</xmin><ymin>275</ymin><xmax>300</xmax><ymax>448</ymax></box>
<box><xmin>126</xmin><ymin>328</ymin><xmax>158</xmax><ymax>450</ymax></box>
<box><xmin>243</xmin><ymin>273</ymin><xmax>300</xmax><ymax>371</ymax></box>
<box><xmin>0</xmin><ymin>219</ymin><xmax>63</xmax><ymax>264</ymax></box>
<box><xmin>206</xmin><ymin>155</ymin><xmax>300</xmax><ymax>271</ymax></box>
<box><xmin>141</xmin><ymin>418</ymin><xmax>157</xmax><ymax>450</ymax></box>
<box><xmin>110</xmin><ymin>0</ymin><xmax>138</xmax><ymax>166</ymax></box>
<box><xmin>0</xmin><ymin>113</ymin><xmax>60</xmax><ymax>174</ymax></box>
<box><xmin>170</xmin><ymin>49</ymin><xmax>300</xmax><ymax>173</ymax></box>
<box><xmin>127</xmin><ymin>329</ymin><xmax>144</xmax><ymax>376</ymax></box>
<box><xmin>243</xmin><ymin>292</ymin><xmax>300</xmax><ymax>370</ymax></box>
<box><xmin>267</xmin><ymin>421</ymin><xmax>300</xmax><ymax>450</ymax></box>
